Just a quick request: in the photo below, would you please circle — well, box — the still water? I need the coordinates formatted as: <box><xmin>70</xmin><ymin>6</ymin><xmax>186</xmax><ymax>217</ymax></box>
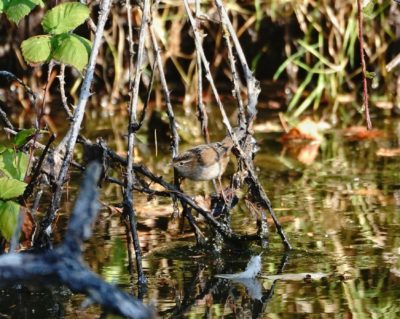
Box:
<box><xmin>1</xmin><ymin>109</ymin><xmax>400</xmax><ymax>318</ymax></box>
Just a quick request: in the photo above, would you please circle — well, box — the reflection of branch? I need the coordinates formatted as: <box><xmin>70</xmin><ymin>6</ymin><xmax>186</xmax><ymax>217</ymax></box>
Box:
<box><xmin>0</xmin><ymin>163</ymin><xmax>152</xmax><ymax>319</ymax></box>
<box><xmin>171</xmin><ymin>264</ymin><xmax>205</xmax><ymax>317</ymax></box>
<box><xmin>253</xmin><ymin>252</ymin><xmax>290</xmax><ymax>316</ymax></box>
<box><xmin>159</xmin><ymin>263</ymin><xmax>223</xmax><ymax>317</ymax></box>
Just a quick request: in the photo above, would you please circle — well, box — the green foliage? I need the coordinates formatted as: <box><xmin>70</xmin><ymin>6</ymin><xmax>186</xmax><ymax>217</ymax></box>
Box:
<box><xmin>21</xmin><ymin>35</ymin><xmax>52</xmax><ymax>64</ymax></box>
<box><xmin>0</xmin><ymin>177</ymin><xmax>27</xmax><ymax>200</ymax></box>
<box><xmin>20</xmin><ymin>1</ymin><xmax>92</xmax><ymax>72</ymax></box>
<box><xmin>52</xmin><ymin>33</ymin><xmax>92</xmax><ymax>71</ymax></box>
<box><xmin>0</xmin><ymin>147</ymin><xmax>29</xmax><ymax>241</ymax></box>
<box><xmin>12</xmin><ymin>128</ymin><xmax>49</xmax><ymax>147</ymax></box>
<box><xmin>42</xmin><ymin>2</ymin><xmax>89</xmax><ymax>35</ymax></box>
<box><xmin>0</xmin><ymin>200</ymin><xmax>20</xmax><ymax>240</ymax></box>
<box><xmin>0</xmin><ymin>148</ymin><xmax>29</xmax><ymax>181</ymax></box>
<box><xmin>273</xmin><ymin>3</ymin><xmax>357</xmax><ymax>118</ymax></box>
<box><xmin>13</xmin><ymin>128</ymin><xmax>36</xmax><ymax>147</ymax></box>
<box><xmin>0</xmin><ymin>0</ymin><xmax>44</xmax><ymax>24</ymax></box>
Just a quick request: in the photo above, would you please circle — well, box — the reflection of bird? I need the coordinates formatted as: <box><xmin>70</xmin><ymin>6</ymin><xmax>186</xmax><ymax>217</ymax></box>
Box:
<box><xmin>173</xmin><ymin>127</ymin><xmax>245</xmax><ymax>181</ymax></box>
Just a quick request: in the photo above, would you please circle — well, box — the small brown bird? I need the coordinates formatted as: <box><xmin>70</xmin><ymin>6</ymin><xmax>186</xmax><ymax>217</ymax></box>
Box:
<box><xmin>173</xmin><ymin>127</ymin><xmax>245</xmax><ymax>181</ymax></box>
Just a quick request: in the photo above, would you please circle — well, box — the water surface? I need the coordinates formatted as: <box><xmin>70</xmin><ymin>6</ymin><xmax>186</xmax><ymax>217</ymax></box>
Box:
<box><xmin>1</xmin><ymin>109</ymin><xmax>400</xmax><ymax>318</ymax></box>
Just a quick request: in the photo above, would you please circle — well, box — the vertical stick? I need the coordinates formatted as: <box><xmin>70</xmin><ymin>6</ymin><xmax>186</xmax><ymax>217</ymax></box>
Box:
<box><xmin>356</xmin><ymin>0</ymin><xmax>372</xmax><ymax>129</ymax></box>
<box><xmin>194</xmin><ymin>0</ymin><xmax>210</xmax><ymax>143</ymax></box>
<box><xmin>220</xmin><ymin>24</ymin><xmax>246</xmax><ymax>126</ymax></box>
<box><xmin>148</xmin><ymin>26</ymin><xmax>180</xmax><ymax>157</ymax></box>
<box><xmin>124</xmin><ymin>0</ymin><xmax>151</xmax><ymax>287</ymax></box>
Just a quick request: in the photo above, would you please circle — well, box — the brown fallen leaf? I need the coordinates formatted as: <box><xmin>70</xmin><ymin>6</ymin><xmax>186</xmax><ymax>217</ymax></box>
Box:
<box><xmin>343</xmin><ymin>126</ymin><xmax>384</xmax><ymax>141</ymax></box>
<box><xmin>281</xmin><ymin>127</ymin><xmax>315</xmax><ymax>143</ymax></box>
<box><xmin>281</xmin><ymin>117</ymin><xmax>328</xmax><ymax>143</ymax></box>
<box><xmin>282</xmin><ymin>142</ymin><xmax>321</xmax><ymax>166</ymax></box>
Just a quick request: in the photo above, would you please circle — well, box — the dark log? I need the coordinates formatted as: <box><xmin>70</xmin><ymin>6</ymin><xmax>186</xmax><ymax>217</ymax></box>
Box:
<box><xmin>0</xmin><ymin>162</ymin><xmax>153</xmax><ymax>319</ymax></box>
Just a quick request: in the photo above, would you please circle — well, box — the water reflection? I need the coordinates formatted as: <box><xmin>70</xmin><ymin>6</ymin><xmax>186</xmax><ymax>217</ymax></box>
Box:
<box><xmin>2</xmin><ymin>105</ymin><xmax>400</xmax><ymax>318</ymax></box>
<box><xmin>71</xmin><ymin>117</ymin><xmax>400</xmax><ymax>318</ymax></box>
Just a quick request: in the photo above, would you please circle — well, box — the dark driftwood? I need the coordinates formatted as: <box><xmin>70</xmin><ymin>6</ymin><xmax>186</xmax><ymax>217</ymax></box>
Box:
<box><xmin>0</xmin><ymin>163</ymin><xmax>153</xmax><ymax>319</ymax></box>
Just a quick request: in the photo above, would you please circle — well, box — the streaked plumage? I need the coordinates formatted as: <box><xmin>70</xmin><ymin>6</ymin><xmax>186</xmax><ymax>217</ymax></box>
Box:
<box><xmin>173</xmin><ymin>127</ymin><xmax>244</xmax><ymax>181</ymax></box>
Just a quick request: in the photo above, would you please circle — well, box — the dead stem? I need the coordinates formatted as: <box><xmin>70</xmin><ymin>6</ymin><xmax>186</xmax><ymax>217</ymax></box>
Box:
<box><xmin>124</xmin><ymin>0</ymin><xmax>150</xmax><ymax>287</ymax></box>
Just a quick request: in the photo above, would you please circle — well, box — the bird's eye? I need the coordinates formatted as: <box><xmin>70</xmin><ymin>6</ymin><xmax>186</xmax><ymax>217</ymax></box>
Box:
<box><xmin>179</xmin><ymin>162</ymin><xmax>184</xmax><ymax>166</ymax></box>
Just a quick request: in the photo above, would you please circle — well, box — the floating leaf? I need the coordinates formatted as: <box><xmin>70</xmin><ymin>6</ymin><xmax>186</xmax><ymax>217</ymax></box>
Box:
<box><xmin>52</xmin><ymin>33</ymin><xmax>92</xmax><ymax>71</ymax></box>
<box><xmin>42</xmin><ymin>2</ymin><xmax>90</xmax><ymax>35</ymax></box>
<box><xmin>4</xmin><ymin>0</ymin><xmax>42</xmax><ymax>24</ymax></box>
<box><xmin>0</xmin><ymin>149</ymin><xmax>29</xmax><ymax>181</ymax></box>
<box><xmin>13</xmin><ymin>128</ymin><xmax>37</xmax><ymax>147</ymax></box>
<box><xmin>21</xmin><ymin>35</ymin><xmax>52</xmax><ymax>64</ymax></box>
<box><xmin>0</xmin><ymin>177</ymin><xmax>27</xmax><ymax>200</ymax></box>
<box><xmin>0</xmin><ymin>200</ymin><xmax>20</xmax><ymax>240</ymax></box>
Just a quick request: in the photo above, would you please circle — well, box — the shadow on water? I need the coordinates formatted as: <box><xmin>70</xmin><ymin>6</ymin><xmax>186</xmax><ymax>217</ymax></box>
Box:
<box><xmin>2</xmin><ymin>103</ymin><xmax>400</xmax><ymax>318</ymax></box>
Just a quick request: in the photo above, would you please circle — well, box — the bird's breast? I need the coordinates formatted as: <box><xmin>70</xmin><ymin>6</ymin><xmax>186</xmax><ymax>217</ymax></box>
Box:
<box><xmin>189</xmin><ymin>161</ymin><xmax>221</xmax><ymax>181</ymax></box>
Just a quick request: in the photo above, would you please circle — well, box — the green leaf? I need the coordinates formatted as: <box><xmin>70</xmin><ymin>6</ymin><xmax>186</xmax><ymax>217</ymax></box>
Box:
<box><xmin>0</xmin><ymin>149</ymin><xmax>29</xmax><ymax>181</ymax></box>
<box><xmin>21</xmin><ymin>35</ymin><xmax>52</xmax><ymax>64</ymax></box>
<box><xmin>0</xmin><ymin>0</ymin><xmax>10</xmax><ymax>12</ymax></box>
<box><xmin>13</xmin><ymin>128</ymin><xmax>37</xmax><ymax>147</ymax></box>
<box><xmin>4</xmin><ymin>0</ymin><xmax>42</xmax><ymax>24</ymax></box>
<box><xmin>52</xmin><ymin>33</ymin><xmax>92</xmax><ymax>71</ymax></box>
<box><xmin>0</xmin><ymin>200</ymin><xmax>20</xmax><ymax>240</ymax></box>
<box><xmin>0</xmin><ymin>177</ymin><xmax>27</xmax><ymax>200</ymax></box>
<box><xmin>42</xmin><ymin>2</ymin><xmax>90</xmax><ymax>35</ymax></box>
